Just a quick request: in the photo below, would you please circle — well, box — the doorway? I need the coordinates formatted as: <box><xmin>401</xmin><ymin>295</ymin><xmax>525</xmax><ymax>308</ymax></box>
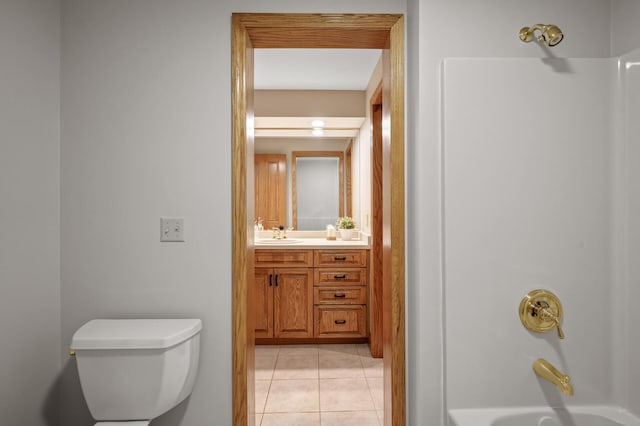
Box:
<box><xmin>231</xmin><ymin>13</ymin><xmax>405</xmax><ymax>426</ymax></box>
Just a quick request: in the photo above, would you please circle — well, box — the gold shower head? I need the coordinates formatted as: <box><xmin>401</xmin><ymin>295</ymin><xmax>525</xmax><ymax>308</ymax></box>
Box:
<box><xmin>519</xmin><ymin>24</ymin><xmax>563</xmax><ymax>47</ymax></box>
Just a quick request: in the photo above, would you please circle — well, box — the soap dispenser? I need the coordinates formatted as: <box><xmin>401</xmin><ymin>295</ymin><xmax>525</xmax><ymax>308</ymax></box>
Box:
<box><xmin>326</xmin><ymin>225</ymin><xmax>336</xmax><ymax>240</ymax></box>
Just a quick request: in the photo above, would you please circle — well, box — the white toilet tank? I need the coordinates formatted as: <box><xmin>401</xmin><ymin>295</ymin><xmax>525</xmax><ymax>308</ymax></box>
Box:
<box><xmin>71</xmin><ymin>318</ymin><xmax>202</xmax><ymax>422</ymax></box>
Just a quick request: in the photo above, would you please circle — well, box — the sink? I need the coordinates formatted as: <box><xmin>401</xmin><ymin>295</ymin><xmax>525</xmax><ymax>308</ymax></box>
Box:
<box><xmin>256</xmin><ymin>238</ymin><xmax>304</xmax><ymax>244</ymax></box>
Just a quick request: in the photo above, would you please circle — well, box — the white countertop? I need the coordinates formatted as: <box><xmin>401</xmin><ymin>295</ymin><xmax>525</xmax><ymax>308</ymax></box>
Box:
<box><xmin>254</xmin><ymin>230</ymin><xmax>370</xmax><ymax>249</ymax></box>
<box><xmin>255</xmin><ymin>238</ymin><xmax>370</xmax><ymax>249</ymax></box>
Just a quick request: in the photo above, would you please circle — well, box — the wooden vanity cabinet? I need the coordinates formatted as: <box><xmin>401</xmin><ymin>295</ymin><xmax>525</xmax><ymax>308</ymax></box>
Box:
<box><xmin>255</xmin><ymin>248</ymin><xmax>369</xmax><ymax>342</ymax></box>
<box><xmin>254</xmin><ymin>250</ymin><xmax>314</xmax><ymax>339</ymax></box>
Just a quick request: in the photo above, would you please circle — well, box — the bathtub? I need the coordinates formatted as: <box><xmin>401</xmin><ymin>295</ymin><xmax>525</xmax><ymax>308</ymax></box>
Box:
<box><xmin>449</xmin><ymin>406</ymin><xmax>640</xmax><ymax>426</ymax></box>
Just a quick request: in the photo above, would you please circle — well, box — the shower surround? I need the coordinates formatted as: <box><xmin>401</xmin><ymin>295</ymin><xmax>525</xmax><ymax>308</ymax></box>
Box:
<box><xmin>443</xmin><ymin>49</ymin><xmax>640</xmax><ymax>417</ymax></box>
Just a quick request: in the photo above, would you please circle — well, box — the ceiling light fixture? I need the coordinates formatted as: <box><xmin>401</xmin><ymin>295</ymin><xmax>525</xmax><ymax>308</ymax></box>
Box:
<box><xmin>312</xmin><ymin>128</ymin><xmax>324</xmax><ymax>136</ymax></box>
<box><xmin>311</xmin><ymin>119</ymin><xmax>325</xmax><ymax>128</ymax></box>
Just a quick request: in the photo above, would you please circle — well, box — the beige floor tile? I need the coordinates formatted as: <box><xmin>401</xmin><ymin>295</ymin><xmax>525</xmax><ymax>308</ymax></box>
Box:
<box><xmin>319</xmin><ymin>378</ymin><xmax>375</xmax><ymax>412</ymax></box>
<box><xmin>278</xmin><ymin>344</ymin><xmax>319</xmax><ymax>356</ymax></box>
<box><xmin>255</xmin><ymin>353</ymin><xmax>278</xmax><ymax>380</ymax></box>
<box><xmin>264</xmin><ymin>379</ymin><xmax>319</xmax><ymax>413</ymax></box>
<box><xmin>321</xmin><ymin>411</ymin><xmax>380</xmax><ymax>426</ymax></box>
<box><xmin>377</xmin><ymin>410</ymin><xmax>384</xmax><ymax>425</ymax></box>
<box><xmin>366</xmin><ymin>377</ymin><xmax>384</xmax><ymax>411</ymax></box>
<box><xmin>255</xmin><ymin>380</ymin><xmax>271</xmax><ymax>413</ymax></box>
<box><xmin>273</xmin><ymin>354</ymin><xmax>319</xmax><ymax>379</ymax></box>
<box><xmin>255</xmin><ymin>412</ymin><xmax>262</xmax><ymax>426</ymax></box>
<box><xmin>356</xmin><ymin>343</ymin><xmax>373</xmax><ymax>357</ymax></box>
<box><xmin>319</xmin><ymin>352</ymin><xmax>364</xmax><ymax>379</ymax></box>
<box><xmin>256</xmin><ymin>345</ymin><xmax>280</xmax><ymax>356</ymax></box>
<box><xmin>360</xmin><ymin>356</ymin><xmax>383</xmax><ymax>378</ymax></box>
<box><xmin>260</xmin><ymin>412</ymin><xmax>320</xmax><ymax>426</ymax></box>
<box><xmin>318</xmin><ymin>343</ymin><xmax>359</xmax><ymax>355</ymax></box>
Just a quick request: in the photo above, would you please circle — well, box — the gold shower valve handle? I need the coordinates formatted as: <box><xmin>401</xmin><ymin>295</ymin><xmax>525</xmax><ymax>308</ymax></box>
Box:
<box><xmin>519</xmin><ymin>289</ymin><xmax>565</xmax><ymax>339</ymax></box>
<box><xmin>554</xmin><ymin>317</ymin><xmax>565</xmax><ymax>339</ymax></box>
<box><xmin>539</xmin><ymin>305</ymin><xmax>564</xmax><ymax>339</ymax></box>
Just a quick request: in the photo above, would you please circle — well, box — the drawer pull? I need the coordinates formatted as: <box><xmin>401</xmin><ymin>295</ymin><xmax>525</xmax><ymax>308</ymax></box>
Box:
<box><xmin>334</xmin><ymin>319</ymin><xmax>347</xmax><ymax>325</ymax></box>
<box><xmin>333</xmin><ymin>274</ymin><xmax>346</xmax><ymax>279</ymax></box>
<box><xmin>275</xmin><ymin>275</ymin><xmax>279</xmax><ymax>287</ymax></box>
<box><xmin>334</xmin><ymin>256</ymin><xmax>347</xmax><ymax>261</ymax></box>
<box><xmin>334</xmin><ymin>293</ymin><xmax>347</xmax><ymax>298</ymax></box>
<box><xmin>269</xmin><ymin>274</ymin><xmax>273</xmax><ymax>287</ymax></box>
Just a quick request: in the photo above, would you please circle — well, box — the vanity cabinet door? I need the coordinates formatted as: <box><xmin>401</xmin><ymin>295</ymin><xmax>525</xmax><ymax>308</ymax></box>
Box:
<box><xmin>273</xmin><ymin>268</ymin><xmax>314</xmax><ymax>338</ymax></box>
<box><xmin>254</xmin><ymin>268</ymin><xmax>274</xmax><ymax>339</ymax></box>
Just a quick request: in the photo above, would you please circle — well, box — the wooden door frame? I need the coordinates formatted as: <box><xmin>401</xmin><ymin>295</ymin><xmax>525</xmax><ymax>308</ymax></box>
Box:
<box><xmin>370</xmin><ymin>83</ymin><xmax>384</xmax><ymax>358</ymax></box>
<box><xmin>231</xmin><ymin>13</ymin><xmax>405</xmax><ymax>426</ymax></box>
<box><xmin>346</xmin><ymin>139</ymin><xmax>353</xmax><ymax>218</ymax></box>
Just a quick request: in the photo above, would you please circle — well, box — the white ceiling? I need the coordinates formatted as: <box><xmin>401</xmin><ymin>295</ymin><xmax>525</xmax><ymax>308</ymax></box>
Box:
<box><xmin>254</xmin><ymin>48</ymin><xmax>381</xmax><ymax>91</ymax></box>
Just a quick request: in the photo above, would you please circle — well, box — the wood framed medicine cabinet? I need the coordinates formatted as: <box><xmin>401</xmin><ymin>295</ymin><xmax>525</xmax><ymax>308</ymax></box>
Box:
<box><xmin>231</xmin><ymin>13</ymin><xmax>405</xmax><ymax>426</ymax></box>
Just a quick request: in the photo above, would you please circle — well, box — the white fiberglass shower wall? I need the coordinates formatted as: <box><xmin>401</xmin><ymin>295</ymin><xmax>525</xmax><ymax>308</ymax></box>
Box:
<box><xmin>443</xmin><ymin>52</ymin><xmax>640</xmax><ymax>413</ymax></box>
<box><xmin>617</xmin><ymin>49</ymin><xmax>640</xmax><ymax>416</ymax></box>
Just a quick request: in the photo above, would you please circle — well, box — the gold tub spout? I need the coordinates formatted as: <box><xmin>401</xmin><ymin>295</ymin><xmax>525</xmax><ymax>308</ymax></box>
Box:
<box><xmin>533</xmin><ymin>358</ymin><xmax>574</xmax><ymax>396</ymax></box>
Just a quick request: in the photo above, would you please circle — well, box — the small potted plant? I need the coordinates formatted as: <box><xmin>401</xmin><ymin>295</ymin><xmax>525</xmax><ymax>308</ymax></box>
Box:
<box><xmin>336</xmin><ymin>216</ymin><xmax>356</xmax><ymax>241</ymax></box>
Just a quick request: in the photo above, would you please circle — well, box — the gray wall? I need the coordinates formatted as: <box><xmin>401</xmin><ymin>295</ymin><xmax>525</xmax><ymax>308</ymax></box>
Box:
<box><xmin>0</xmin><ymin>0</ymin><xmax>61</xmax><ymax>424</ymax></box>
<box><xmin>59</xmin><ymin>1</ymin><xmax>404</xmax><ymax>425</ymax></box>
<box><xmin>3</xmin><ymin>1</ymin><xmax>640</xmax><ymax>425</ymax></box>
<box><xmin>611</xmin><ymin>0</ymin><xmax>640</xmax><ymax>57</ymax></box>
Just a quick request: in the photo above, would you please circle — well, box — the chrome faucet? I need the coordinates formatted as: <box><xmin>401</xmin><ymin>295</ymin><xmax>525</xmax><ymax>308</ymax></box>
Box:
<box><xmin>533</xmin><ymin>358</ymin><xmax>574</xmax><ymax>396</ymax></box>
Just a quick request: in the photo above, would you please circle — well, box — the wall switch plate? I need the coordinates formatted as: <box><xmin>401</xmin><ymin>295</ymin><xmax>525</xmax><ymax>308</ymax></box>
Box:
<box><xmin>160</xmin><ymin>217</ymin><xmax>185</xmax><ymax>242</ymax></box>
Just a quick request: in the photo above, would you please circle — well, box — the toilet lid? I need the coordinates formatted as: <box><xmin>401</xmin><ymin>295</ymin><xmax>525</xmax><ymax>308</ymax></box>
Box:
<box><xmin>71</xmin><ymin>318</ymin><xmax>202</xmax><ymax>350</ymax></box>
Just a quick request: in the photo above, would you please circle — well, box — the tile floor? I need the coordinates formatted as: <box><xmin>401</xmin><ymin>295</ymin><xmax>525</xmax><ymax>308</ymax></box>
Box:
<box><xmin>255</xmin><ymin>343</ymin><xmax>384</xmax><ymax>426</ymax></box>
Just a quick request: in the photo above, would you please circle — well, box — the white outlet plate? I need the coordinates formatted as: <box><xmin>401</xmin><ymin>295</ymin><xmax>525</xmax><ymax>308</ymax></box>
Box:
<box><xmin>160</xmin><ymin>217</ymin><xmax>185</xmax><ymax>242</ymax></box>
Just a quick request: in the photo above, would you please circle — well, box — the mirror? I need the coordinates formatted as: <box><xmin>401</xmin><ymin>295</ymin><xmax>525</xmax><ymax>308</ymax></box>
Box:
<box><xmin>254</xmin><ymin>140</ymin><xmax>352</xmax><ymax>231</ymax></box>
<box><xmin>292</xmin><ymin>151</ymin><xmax>344</xmax><ymax>230</ymax></box>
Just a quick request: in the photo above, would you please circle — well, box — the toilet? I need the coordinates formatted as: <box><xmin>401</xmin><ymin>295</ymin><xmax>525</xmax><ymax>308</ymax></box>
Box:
<box><xmin>71</xmin><ymin>318</ymin><xmax>202</xmax><ymax>425</ymax></box>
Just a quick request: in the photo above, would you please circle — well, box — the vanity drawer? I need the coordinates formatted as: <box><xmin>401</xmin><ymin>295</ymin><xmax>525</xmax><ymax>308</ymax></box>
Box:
<box><xmin>314</xmin><ymin>268</ymin><xmax>366</xmax><ymax>286</ymax></box>
<box><xmin>314</xmin><ymin>305</ymin><xmax>367</xmax><ymax>338</ymax></box>
<box><xmin>255</xmin><ymin>250</ymin><xmax>314</xmax><ymax>268</ymax></box>
<box><xmin>314</xmin><ymin>250</ymin><xmax>368</xmax><ymax>267</ymax></box>
<box><xmin>314</xmin><ymin>286</ymin><xmax>366</xmax><ymax>305</ymax></box>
